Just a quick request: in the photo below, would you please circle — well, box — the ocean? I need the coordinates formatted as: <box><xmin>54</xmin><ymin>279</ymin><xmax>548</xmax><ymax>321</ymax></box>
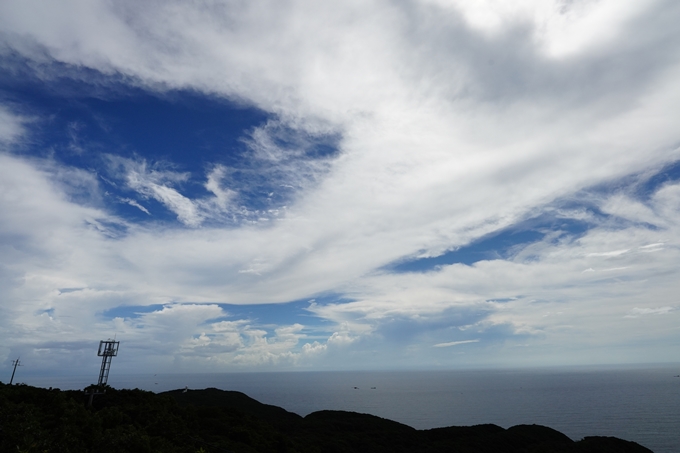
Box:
<box><xmin>20</xmin><ymin>365</ymin><xmax>680</xmax><ymax>453</ymax></box>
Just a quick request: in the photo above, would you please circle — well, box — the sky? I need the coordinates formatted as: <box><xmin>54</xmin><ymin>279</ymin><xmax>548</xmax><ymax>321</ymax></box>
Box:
<box><xmin>1</xmin><ymin>0</ymin><xmax>680</xmax><ymax>379</ymax></box>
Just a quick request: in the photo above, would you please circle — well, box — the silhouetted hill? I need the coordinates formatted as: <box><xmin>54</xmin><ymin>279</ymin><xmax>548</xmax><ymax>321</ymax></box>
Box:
<box><xmin>163</xmin><ymin>387</ymin><xmax>302</xmax><ymax>425</ymax></box>
<box><xmin>0</xmin><ymin>382</ymin><xmax>654</xmax><ymax>453</ymax></box>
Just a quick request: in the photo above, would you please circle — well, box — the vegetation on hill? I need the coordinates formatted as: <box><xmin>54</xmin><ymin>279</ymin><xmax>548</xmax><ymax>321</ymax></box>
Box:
<box><xmin>0</xmin><ymin>382</ymin><xmax>653</xmax><ymax>453</ymax></box>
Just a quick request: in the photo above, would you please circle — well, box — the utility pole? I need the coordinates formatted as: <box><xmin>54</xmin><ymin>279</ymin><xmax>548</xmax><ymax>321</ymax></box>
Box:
<box><xmin>9</xmin><ymin>357</ymin><xmax>22</xmax><ymax>385</ymax></box>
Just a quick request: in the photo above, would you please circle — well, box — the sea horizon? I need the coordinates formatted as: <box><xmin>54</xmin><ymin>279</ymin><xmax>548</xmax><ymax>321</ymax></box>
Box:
<box><xmin>8</xmin><ymin>363</ymin><xmax>680</xmax><ymax>453</ymax></box>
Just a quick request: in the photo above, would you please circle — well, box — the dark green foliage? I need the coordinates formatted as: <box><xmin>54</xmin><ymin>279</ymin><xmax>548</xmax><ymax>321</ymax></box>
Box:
<box><xmin>0</xmin><ymin>382</ymin><xmax>654</xmax><ymax>453</ymax></box>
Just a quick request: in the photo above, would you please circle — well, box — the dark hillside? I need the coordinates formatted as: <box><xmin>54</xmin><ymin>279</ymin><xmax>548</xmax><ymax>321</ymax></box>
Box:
<box><xmin>0</xmin><ymin>382</ymin><xmax>654</xmax><ymax>453</ymax></box>
<box><xmin>163</xmin><ymin>388</ymin><xmax>302</xmax><ymax>425</ymax></box>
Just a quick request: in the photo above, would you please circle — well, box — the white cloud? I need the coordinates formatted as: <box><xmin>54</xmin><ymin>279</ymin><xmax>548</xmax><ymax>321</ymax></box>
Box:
<box><xmin>1</xmin><ymin>0</ymin><xmax>680</xmax><ymax>370</ymax></box>
<box><xmin>434</xmin><ymin>339</ymin><xmax>480</xmax><ymax>348</ymax></box>
<box><xmin>292</xmin><ymin>183</ymin><xmax>680</xmax><ymax>365</ymax></box>
<box><xmin>120</xmin><ymin>197</ymin><xmax>150</xmax><ymax>215</ymax></box>
<box><xmin>202</xmin><ymin>165</ymin><xmax>234</xmax><ymax>211</ymax></box>
<box><xmin>86</xmin><ymin>304</ymin><xmax>321</xmax><ymax>371</ymax></box>
<box><xmin>109</xmin><ymin>156</ymin><xmax>203</xmax><ymax>226</ymax></box>
<box><xmin>106</xmin><ymin>156</ymin><xmax>245</xmax><ymax>226</ymax></box>
<box><xmin>625</xmin><ymin>307</ymin><xmax>676</xmax><ymax>318</ymax></box>
<box><xmin>0</xmin><ymin>105</ymin><xmax>25</xmax><ymax>147</ymax></box>
<box><xmin>586</xmin><ymin>250</ymin><xmax>629</xmax><ymax>257</ymax></box>
<box><xmin>423</xmin><ymin>0</ymin><xmax>662</xmax><ymax>60</ymax></box>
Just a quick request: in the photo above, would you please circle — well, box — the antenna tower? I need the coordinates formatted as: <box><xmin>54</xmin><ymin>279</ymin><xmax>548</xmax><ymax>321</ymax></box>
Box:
<box><xmin>97</xmin><ymin>339</ymin><xmax>120</xmax><ymax>387</ymax></box>
<box><xmin>87</xmin><ymin>339</ymin><xmax>119</xmax><ymax>407</ymax></box>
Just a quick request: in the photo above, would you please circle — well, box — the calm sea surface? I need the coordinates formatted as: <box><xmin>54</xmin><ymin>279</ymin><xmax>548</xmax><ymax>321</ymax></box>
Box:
<box><xmin>22</xmin><ymin>365</ymin><xmax>680</xmax><ymax>453</ymax></box>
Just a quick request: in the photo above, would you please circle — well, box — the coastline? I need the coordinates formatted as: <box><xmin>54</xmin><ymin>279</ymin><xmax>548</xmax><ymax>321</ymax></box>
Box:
<box><xmin>0</xmin><ymin>381</ymin><xmax>655</xmax><ymax>452</ymax></box>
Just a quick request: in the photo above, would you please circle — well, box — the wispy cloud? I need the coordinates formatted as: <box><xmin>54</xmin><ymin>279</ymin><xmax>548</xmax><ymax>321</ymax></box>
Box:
<box><xmin>107</xmin><ymin>156</ymin><xmax>201</xmax><ymax>226</ymax></box>
<box><xmin>119</xmin><ymin>197</ymin><xmax>150</xmax><ymax>215</ymax></box>
<box><xmin>434</xmin><ymin>340</ymin><xmax>480</xmax><ymax>348</ymax></box>
<box><xmin>625</xmin><ymin>307</ymin><xmax>676</xmax><ymax>318</ymax></box>
<box><xmin>0</xmin><ymin>105</ymin><xmax>26</xmax><ymax>147</ymax></box>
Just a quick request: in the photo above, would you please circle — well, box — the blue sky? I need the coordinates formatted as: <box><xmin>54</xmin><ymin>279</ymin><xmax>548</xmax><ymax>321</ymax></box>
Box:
<box><xmin>1</xmin><ymin>0</ymin><xmax>680</xmax><ymax>377</ymax></box>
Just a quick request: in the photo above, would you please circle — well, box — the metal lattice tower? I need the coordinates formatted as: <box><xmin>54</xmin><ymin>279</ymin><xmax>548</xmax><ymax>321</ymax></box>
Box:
<box><xmin>97</xmin><ymin>340</ymin><xmax>119</xmax><ymax>387</ymax></box>
<box><xmin>88</xmin><ymin>340</ymin><xmax>119</xmax><ymax>407</ymax></box>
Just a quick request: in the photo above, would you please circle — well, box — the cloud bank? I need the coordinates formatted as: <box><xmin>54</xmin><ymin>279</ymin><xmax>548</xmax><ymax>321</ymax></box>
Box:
<box><xmin>0</xmin><ymin>0</ymin><xmax>679</xmax><ymax>374</ymax></box>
